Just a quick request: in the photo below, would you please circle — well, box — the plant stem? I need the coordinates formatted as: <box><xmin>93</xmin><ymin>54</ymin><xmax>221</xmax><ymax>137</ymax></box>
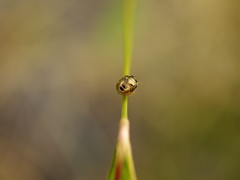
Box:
<box><xmin>122</xmin><ymin>0</ymin><xmax>136</xmax><ymax>76</ymax></box>
<box><xmin>121</xmin><ymin>0</ymin><xmax>138</xmax><ymax>179</ymax></box>
<box><xmin>121</xmin><ymin>96</ymin><xmax>128</xmax><ymax>120</ymax></box>
<box><xmin>108</xmin><ymin>0</ymin><xmax>138</xmax><ymax>179</ymax></box>
<box><xmin>121</xmin><ymin>0</ymin><xmax>137</xmax><ymax>120</ymax></box>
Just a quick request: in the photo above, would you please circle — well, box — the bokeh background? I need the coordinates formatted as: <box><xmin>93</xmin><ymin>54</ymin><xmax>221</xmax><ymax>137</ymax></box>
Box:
<box><xmin>0</xmin><ymin>0</ymin><xmax>240</xmax><ymax>179</ymax></box>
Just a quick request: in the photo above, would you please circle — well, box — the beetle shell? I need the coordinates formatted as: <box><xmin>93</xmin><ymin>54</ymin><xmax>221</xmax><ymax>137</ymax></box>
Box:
<box><xmin>116</xmin><ymin>75</ymin><xmax>138</xmax><ymax>96</ymax></box>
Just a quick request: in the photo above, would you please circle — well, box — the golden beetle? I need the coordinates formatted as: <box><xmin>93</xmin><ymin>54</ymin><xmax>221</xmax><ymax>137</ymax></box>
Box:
<box><xmin>116</xmin><ymin>75</ymin><xmax>138</xmax><ymax>96</ymax></box>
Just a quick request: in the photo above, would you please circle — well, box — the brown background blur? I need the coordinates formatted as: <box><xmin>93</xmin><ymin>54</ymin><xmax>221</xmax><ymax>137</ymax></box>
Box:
<box><xmin>0</xmin><ymin>0</ymin><xmax>240</xmax><ymax>180</ymax></box>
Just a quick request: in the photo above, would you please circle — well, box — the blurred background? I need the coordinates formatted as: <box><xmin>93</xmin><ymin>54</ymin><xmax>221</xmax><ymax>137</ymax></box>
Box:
<box><xmin>0</xmin><ymin>0</ymin><xmax>240</xmax><ymax>179</ymax></box>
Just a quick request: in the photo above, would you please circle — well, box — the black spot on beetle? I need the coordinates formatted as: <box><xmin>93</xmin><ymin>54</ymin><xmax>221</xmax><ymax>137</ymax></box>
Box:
<box><xmin>120</xmin><ymin>86</ymin><xmax>124</xmax><ymax>91</ymax></box>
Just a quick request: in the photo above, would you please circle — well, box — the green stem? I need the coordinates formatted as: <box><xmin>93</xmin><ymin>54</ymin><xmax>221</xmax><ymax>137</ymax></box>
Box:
<box><xmin>122</xmin><ymin>0</ymin><xmax>137</xmax><ymax>76</ymax></box>
<box><xmin>108</xmin><ymin>0</ymin><xmax>138</xmax><ymax>179</ymax></box>
<box><xmin>121</xmin><ymin>0</ymin><xmax>137</xmax><ymax>119</ymax></box>
<box><xmin>121</xmin><ymin>96</ymin><xmax>128</xmax><ymax>119</ymax></box>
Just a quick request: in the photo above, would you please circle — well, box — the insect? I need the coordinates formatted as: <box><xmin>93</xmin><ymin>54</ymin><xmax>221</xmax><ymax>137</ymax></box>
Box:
<box><xmin>116</xmin><ymin>75</ymin><xmax>138</xmax><ymax>96</ymax></box>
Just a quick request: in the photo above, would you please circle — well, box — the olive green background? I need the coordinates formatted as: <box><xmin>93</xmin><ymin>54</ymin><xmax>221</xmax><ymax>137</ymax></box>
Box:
<box><xmin>0</xmin><ymin>0</ymin><xmax>240</xmax><ymax>180</ymax></box>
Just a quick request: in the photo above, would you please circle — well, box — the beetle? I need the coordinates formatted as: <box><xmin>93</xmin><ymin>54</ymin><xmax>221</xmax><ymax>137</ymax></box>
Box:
<box><xmin>116</xmin><ymin>75</ymin><xmax>138</xmax><ymax>96</ymax></box>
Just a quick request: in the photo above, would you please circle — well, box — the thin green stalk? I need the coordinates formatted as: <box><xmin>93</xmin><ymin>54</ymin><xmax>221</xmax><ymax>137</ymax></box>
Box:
<box><xmin>122</xmin><ymin>0</ymin><xmax>137</xmax><ymax>76</ymax></box>
<box><xmin>121</xmin><ymin>0</ymin><xmax>137</xmax><ymax>120</ymax></box>
<box><xmin>121</xmin><ymin>96</ymin><xmax>128</xmax><ymax>120</ymax></box>
<box><xmin>108</xmin><ymin>0</ymin><xmax>137</xmax><ymax>179</ymax></box>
